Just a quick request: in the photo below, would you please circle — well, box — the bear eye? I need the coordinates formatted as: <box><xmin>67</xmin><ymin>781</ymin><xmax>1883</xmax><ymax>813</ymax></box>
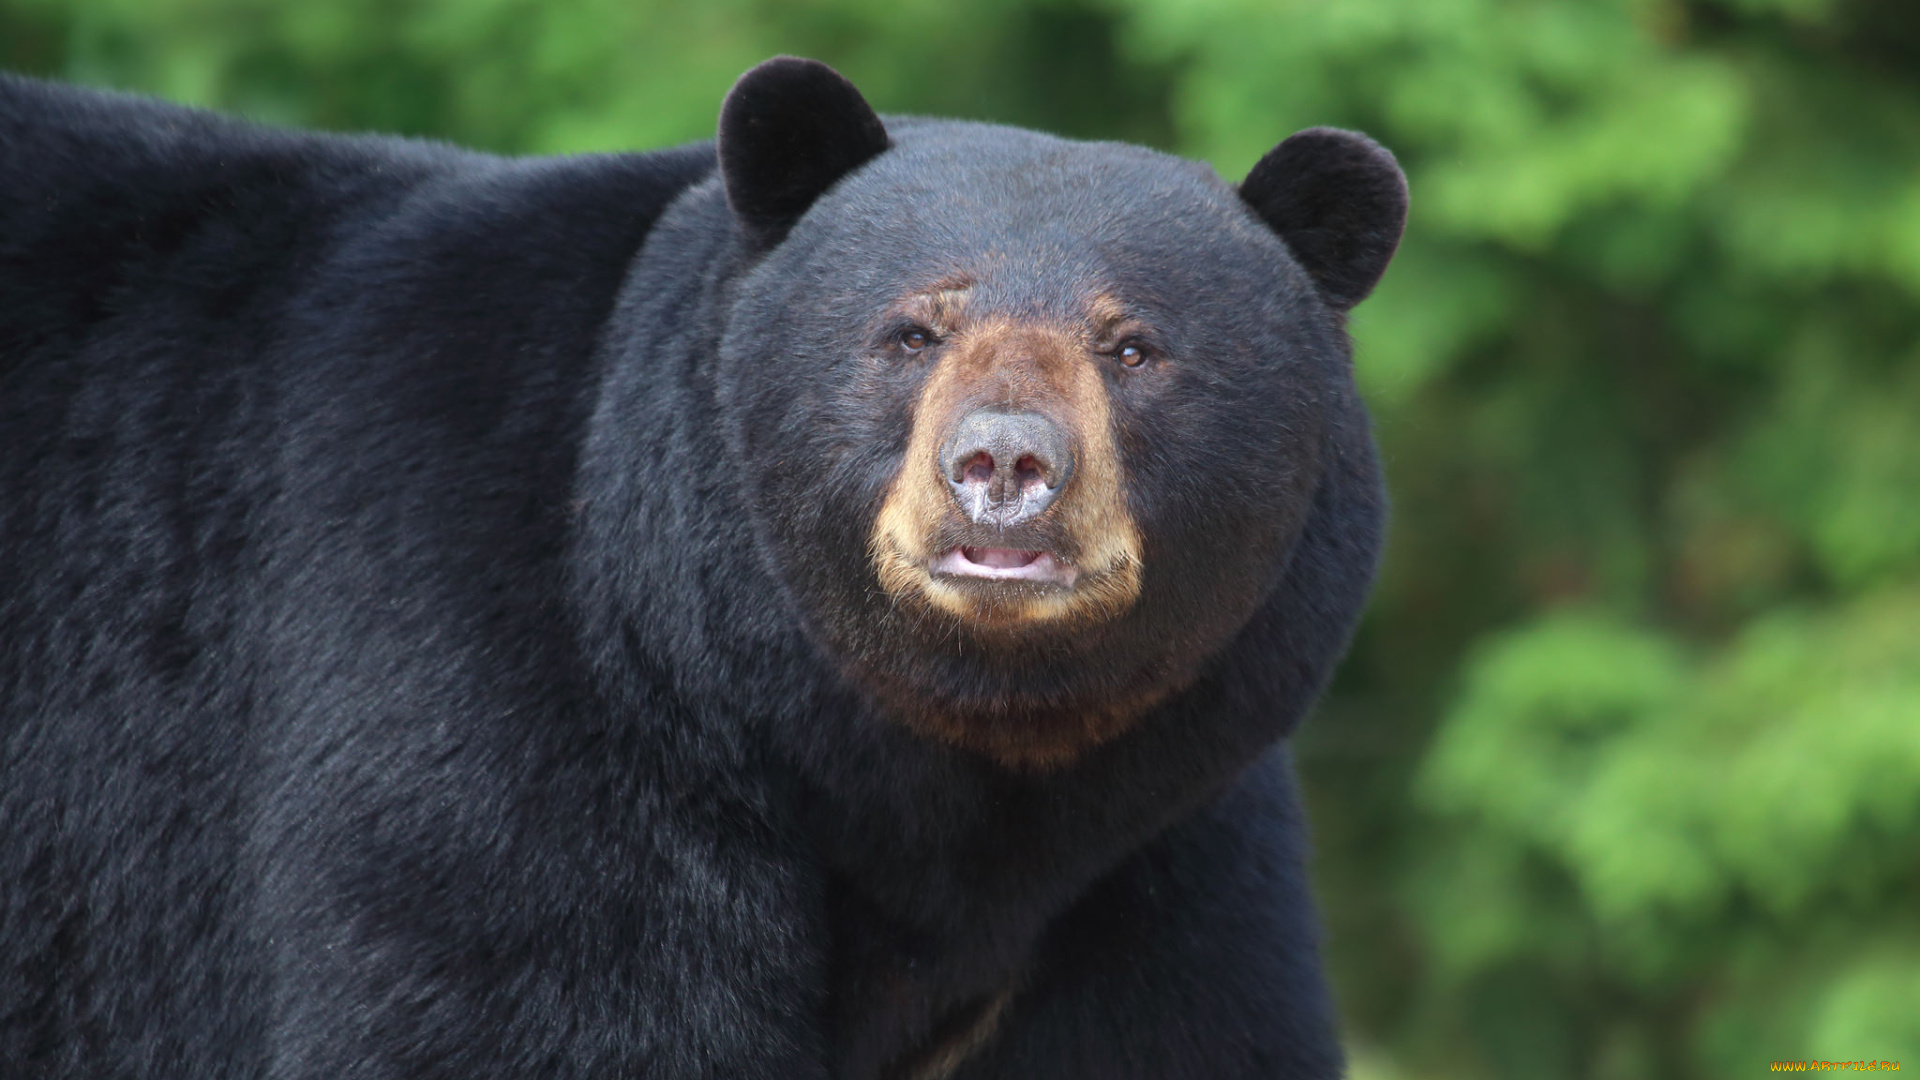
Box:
<box><xmin>1113</xmin><ymin>340</ymin><xmax>1151</xmax><ymax>368</ymax></box>
<box><xmin>896</xmin><ymin>326</ymin><xmax>934</xmax><ymax>353</ymax></box>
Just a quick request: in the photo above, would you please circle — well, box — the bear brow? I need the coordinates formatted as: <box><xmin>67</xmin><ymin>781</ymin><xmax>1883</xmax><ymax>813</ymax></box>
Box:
<box><xmin>1085</xmin><ymin>292</ymin><xmax>1130</xmax><ymax>330</ymax></box>
<box><xmin>898</xmin><ymin>282</ymin><xmax>974</xmax><ymax>328</ymax></box>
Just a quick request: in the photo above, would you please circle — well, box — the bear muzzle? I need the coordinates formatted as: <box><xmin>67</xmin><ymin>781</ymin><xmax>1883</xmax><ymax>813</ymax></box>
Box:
<box><xmin>866</xmin><ymin>312</ymin><xmax>1144</xmax><ymax>631</ymax></box>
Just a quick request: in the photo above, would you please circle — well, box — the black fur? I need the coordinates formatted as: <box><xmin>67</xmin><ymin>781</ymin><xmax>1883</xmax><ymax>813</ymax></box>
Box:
<box><xmin>0</xmin><ymin>60</ymin><xmax>1398</xmax><ymax>1080</ymax></box>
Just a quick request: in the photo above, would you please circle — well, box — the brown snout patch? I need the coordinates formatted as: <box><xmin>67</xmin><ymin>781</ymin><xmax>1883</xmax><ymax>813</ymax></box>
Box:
<box><xmin>868</xmin><ymin>297</ymin><xmax>1144</xmax><ymax>634</ymax></box>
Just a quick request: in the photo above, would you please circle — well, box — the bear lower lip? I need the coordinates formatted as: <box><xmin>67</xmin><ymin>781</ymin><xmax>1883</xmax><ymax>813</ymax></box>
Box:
<box><xmin>931</xmin><ymin>547</ymin><xmax>1077</xmax><ymax>586</ymax></box>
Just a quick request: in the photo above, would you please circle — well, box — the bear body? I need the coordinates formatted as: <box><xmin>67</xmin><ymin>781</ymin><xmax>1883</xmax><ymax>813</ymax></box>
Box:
<box><xmin>0</xmin><ymin>59</ymin><xmax>1403</xmax><ymax>1080</ymax></box>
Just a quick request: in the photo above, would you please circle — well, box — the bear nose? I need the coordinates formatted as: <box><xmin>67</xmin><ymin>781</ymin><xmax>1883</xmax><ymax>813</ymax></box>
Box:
<box><xmin>941</xmin><ymin>408</ymin><xmax>1074</xmax><ymax>526</ymax></box>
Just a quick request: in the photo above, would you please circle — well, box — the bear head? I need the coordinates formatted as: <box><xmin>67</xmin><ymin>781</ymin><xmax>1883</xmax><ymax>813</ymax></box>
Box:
<box><xmin>710</xmin><ymin>58</ymin><xmax>1405</xmax><ymax>770</ymax></box>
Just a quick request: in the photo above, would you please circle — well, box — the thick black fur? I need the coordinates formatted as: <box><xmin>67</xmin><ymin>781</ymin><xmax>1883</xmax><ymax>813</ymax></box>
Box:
<box><xmin>1</xmin><ymin>57</ymin><xmax>1394</xmax><ymax>1080</ymax></box>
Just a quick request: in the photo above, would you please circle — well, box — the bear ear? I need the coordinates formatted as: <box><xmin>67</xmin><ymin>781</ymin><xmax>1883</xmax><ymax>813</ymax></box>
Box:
<box><xmin>1238</xmin><ymin>128</ymin><xmax>1408</xmax><ymax>311</ymax></box>
<box><xmin>718</xmin><ymin>56</ymin><xmax>891</xmax><ymax>246</ymax></box>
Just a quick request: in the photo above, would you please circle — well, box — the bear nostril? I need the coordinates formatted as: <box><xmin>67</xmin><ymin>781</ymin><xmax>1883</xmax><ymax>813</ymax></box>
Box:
<box><xmin>1014</xmin><ymin>454</ymin><xmax>1046</xmax><ymax>490</ymax></box>
<box><xmin>963</xmin><ymin>452</ymin><xmax>995</xmax><ymax>485</ymax></box>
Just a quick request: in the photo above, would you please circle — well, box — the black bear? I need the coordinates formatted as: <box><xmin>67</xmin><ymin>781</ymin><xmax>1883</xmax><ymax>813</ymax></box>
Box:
<box><xmin>0</xmin><ymin>56</ymin><xmax>1405</xmax><ymax>1080</ymax></box>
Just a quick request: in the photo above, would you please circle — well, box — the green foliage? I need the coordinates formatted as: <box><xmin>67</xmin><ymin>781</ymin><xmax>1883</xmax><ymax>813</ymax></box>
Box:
<box><xmin>0</xmin><ymin>0</ymin><xmax>1176</xmax><ymax>152</ymax></box>
<box><xmin>6</xmin><ymin>0</ymin><xmax>1917</xmax><ymax>1074</ymax></box>
<box><xmin>1418</xmin><ymin>599</ymin><xmax>1920</xmax><ymax>1072</ymax></box>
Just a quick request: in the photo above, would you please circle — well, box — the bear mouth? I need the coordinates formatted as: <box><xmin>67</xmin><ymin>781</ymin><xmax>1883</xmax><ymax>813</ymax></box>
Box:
<box><xmin>930</xmin><ymin>546</ymin><xmax>1078</xmax><ymax>587</ymax></box>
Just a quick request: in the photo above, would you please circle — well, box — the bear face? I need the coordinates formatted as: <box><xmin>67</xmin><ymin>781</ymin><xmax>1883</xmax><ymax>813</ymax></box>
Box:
<box><xmin>710</xmin><ymin>61</ymin><xmax>1405</xmax><ymax>769</ymax></box>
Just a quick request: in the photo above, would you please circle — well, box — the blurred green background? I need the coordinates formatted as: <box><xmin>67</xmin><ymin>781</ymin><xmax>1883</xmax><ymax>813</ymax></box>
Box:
<box><xmin>5</xmin><ymin>0</ymin><xmax>1916</xmax><ymax>1075</ymax></box>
